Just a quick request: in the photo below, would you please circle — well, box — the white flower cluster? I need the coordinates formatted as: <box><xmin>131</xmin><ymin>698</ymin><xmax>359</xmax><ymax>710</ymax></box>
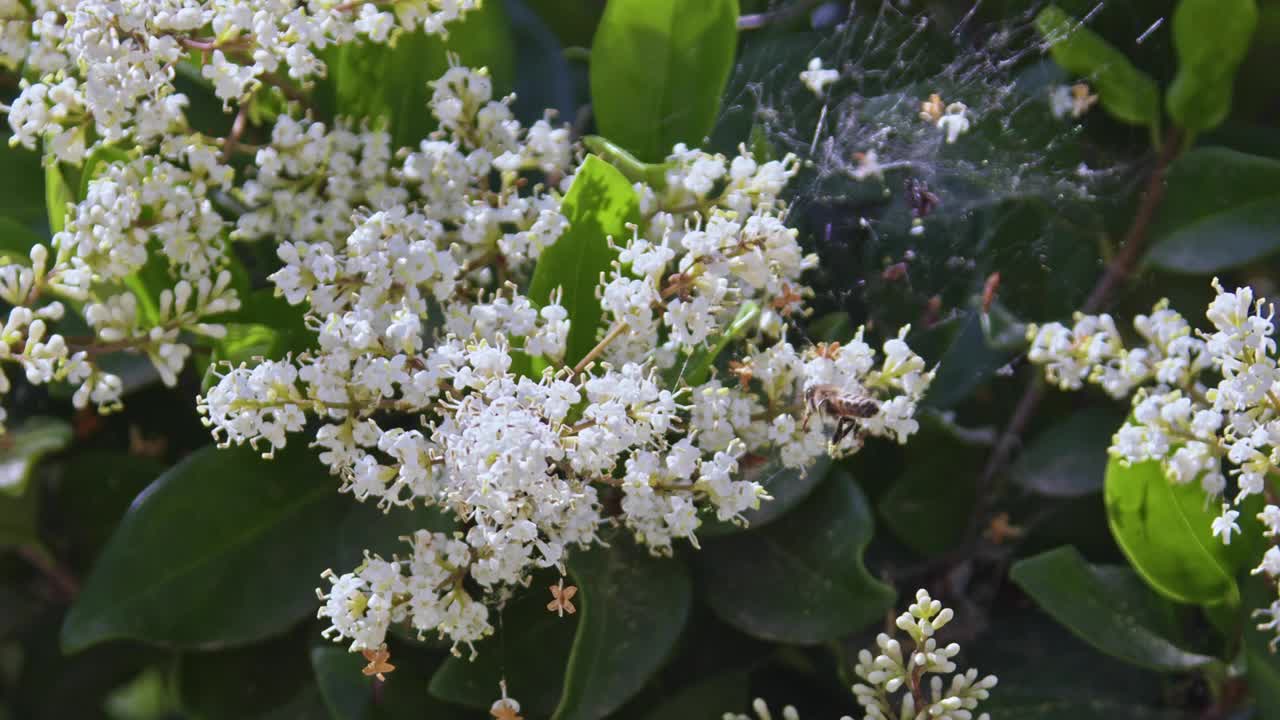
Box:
<box><xmin>4</xmin><ymin>0</ymin><xmax>480</xmax><ymax>161</ymax></box>
<box><xmin>722</xmin><ymin>590</ymin><xmax>995</xmax><ymax>720</ymax></box>
<box><xmin>197</xmin><ymin>64</ymin><xmax>934</xmax><ymax>656</ymax></box>
<box><xmin>853</xmin><ymin>589</ymin><xmax>996</xmax><ymax>720</ymax></box>
<box><xmin>1</xmin><ymin>0</ymin><xmax>935</xmax><ymax>661</ymax></box>
<box><xmin>1027</xmin><ymin>279</ymin><xmax>1280</xmax><ymax>646</ymax></box>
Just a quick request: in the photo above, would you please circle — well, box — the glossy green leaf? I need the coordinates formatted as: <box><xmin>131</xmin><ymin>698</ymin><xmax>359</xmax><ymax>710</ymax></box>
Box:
<box><xmin>0</xmin><ymin>416</ymin><xmax>72</xmax><ymax>497</ymax></box>
<box><xmin>44</xmin><ymin>158</ymin><xmax>74</xmax><ymax>234</ymax></box>
<box><xmin>317</xmin><ymin>2</ymin><xmax>514</xmax><ymax>148</ymax></box>
<box><xmin>698</xmin><ymin>454</ymin><xmax>831</xmax><ymax>537</ymax></box>
<box><xmin>697</xmin><ymin>472</ymin><xmax>895</xmax><ymax>644</ymax></box>
<box><xmin>1166</xmin><ymin>0</ymin><xmax>1257</xmax><ymax>133</ymax></box>
<box><xmin>429</xmin><ymin>569</ymin><xmax>575</xmax><ymax>717</ymax></box>
<box><xmin>1011</xmin><ymin>408</ymin><xmax>1122</xmax><ymax>497</ymax></box>
<box><xmin>1010</xmin><ymin>546</ymin><xmax>1217</xmax><ymax>671</ymax></box>
<box><xmin>1034</xmin><ymin>6</ymin><xmax>1161</xmax><ymax>128</ymax></box>
<box><xmin>552</xmin><ymin>533</ymin><xmax>692</xmax><ymax>720</ymax></box>
<box><xmin>1104</xmin><ymin>457</ymin><xmax>1249</xmax><ymax>606</ymax></box>
<box><xmin>62</xmin><ymin>445</ymin><xmax>348</xmax><ymax>652</ymax></box>
<box><xmin>581</xmin><ymin>135</ymin><xmax>669</xmax><ymax>188</ymax></box>
<box><xmin>673</xmin><ymin>301</ymin><xmax>759</xmax><ymax>388</ymax></box>
<box><xmin>589</xmin><ymin>0</ymin><xmax>739</xmax><ymax>161</ymax></box>
<box><xmin>1147</xmin><ymin>147</ymin><xmax>1280</xmax><ymax>273</ymax></box>
<box><xmin>527</xmin><ymin>154</ymin><xmax>639</xmax><ymax>365</ymax></box>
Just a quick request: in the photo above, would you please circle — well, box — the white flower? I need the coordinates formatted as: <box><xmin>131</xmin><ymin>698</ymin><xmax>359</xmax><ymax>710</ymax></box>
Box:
<box><xmin>800</xmin><ymin>57</ymin><xmax>840</xmax><ymax>97</ymax></box>
<box><xmin>936</xmin><ymin>102</ymin><xmax>971</xmax><ymax>143</ymax></box>
<box><xmin>1212</xmin><ymin>505</ymin><xmax>1241</xmax><ymax>544</ymax></box>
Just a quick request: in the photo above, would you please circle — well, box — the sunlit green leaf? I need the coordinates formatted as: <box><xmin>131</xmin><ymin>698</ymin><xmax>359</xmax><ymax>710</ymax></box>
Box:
<box><xmin>0</xmin><ymin>416</ymin><xmax>72</xmax><ymax>497</ymax></box>
<box><xmin>1166</xmin><ymin>0</ymin><xmax>1257</xmax><ymax>133</ymax></box>
<box><xmin>527</xmin><ymin>154</ymin><xmax>639</xmax><ymax>366</ymax></box>
<box><xmin>589</xmin><ymin>0</ymin><xmax>739</xmax><ymax>161</ymax></box>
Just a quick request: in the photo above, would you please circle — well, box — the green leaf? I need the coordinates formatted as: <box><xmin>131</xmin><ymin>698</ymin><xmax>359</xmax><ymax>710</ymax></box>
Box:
<box><xmin>1104</xmin><ymin>457</ymin><xmax>1249</xmax><ymax>606</ymax></box>
<box><xmin>177</xmin><ymin>632</ymin><xmax>314</xmax><ymax>720</ymax></box>
<box><xmin>44</xmin><ymin>157</ymin><xmax>74</xmax><ymax>235</ymax></box>
<box><xmin>697</xmin><ymin>472</ymin><xmax>895</xmax><ymax>644</ymax></box>
<box><xmin>0</xmin><ymin>143</ymin><xmax>48</xmax><ymax>224</ymax></box>
<box><xmin>0</xmin><ymin>416</ymin><xmax>72</xmax><ymax>497</ymax></box>
<box><xmin>589</xmin><ymin>0</ymin><xmax>739</xmax><ymax>161</ymax></box>
<box><xmin>639</xmin><ymin>671</ymin><xmax>748</xmax><ymax>720</ymax></box>
<box><xmin>1011</xmin><ymin>408</ymin><xmax>1122</xmax><ymax>497</ymax></box>
<box><xmin>62</xmin><ymin>444</ymin><xmax>349</xmax><ymax>652</ymax></box>
<box><xmin>314</xmin><ymin>645</ymin><xmax>464</xmax><ymax>720</ymax></box>
<box><xmin>1034</xmin><ymin>6</ymin><xmax>1161</xmax><ymax>128</ymax></box>
<box><xmin>1010</xmin><ymin>546</ymin><xmax>1218</xmax><ymax>671</ymax></box>
<box><xmin>1166</xmin><ymin>0</ymin><xmax>1257</xmax><ymax>133</ymax></box>
<box><xmin>429</xmin><ymin>569</ymin><xmax>576</xmax><ymax>717</ymax></box>
<box><xmin>672</xmin><ymin>301</ymin><xmax>759</xmax><ymax>388</ymax></box>
<box><xmin>0</xmin><ymin>481</ymin><xmax>40</xmax><ymax>547</ymax></box>
<box><xmin>527</xmin><ymin>154</ymin><xmax>639</xmax><ymax>366</ymax></box>
<box><xmin>878</xmin><ymin>428</ymin><xmax>983</xmax><ymax>555</ymax></box>
<box><xmin>923</xmin><ymin>311</ymin><xmax>1018</xmax><ymax>409</ymax></box>
<box><xmin>0</xmin><ymin>216</ymin><xmax>48</xmax><ymax>264</ymax></box>
<box><xmin>524</xmin><ymin>0</ymin><xmax>604</xmax><ymax>48</ymax></box>
<box><xmin>317</xmin><ymin>2</ymin><xmax>514</xmax><ymax>148</ymax></box>
<box><xmin>698</xmin><ymin>454</ymin><xmax>831</xmax><ymax>537</ymax></box>
<box><xmin>1146</xmin><ymin>147</ymin><xmax>1280</xmax><ymax>273</ymax></box>
<box><xmin>552</xmin><ymin>533</ymin><xmax>692</xmax><ymax>720</ymax></box>
<box><xmin>581</xmin><ymin>135</ymin><xmax>669</xmax><ymax>188</ymax></box>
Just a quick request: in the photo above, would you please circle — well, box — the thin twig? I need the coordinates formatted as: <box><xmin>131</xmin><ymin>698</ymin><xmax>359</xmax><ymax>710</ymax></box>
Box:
<box><xmin>572</xmin><ymin>321</ymin><xmax>629</xmax><ymax>376</ymax></box>
<box><xmin>18</xmin><ymin>544</ymin><xmax>79</xmax><ymax>601</ymax></box>
<box><xmin>738</xmin><ymin>0</ymin><xmax>821</xmax><ymax>30</ymax></box>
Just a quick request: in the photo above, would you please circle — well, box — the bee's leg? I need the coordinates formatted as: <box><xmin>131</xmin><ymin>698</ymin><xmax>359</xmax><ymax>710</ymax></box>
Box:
<box><xmin>832</xmin><ymin>417</ymin><xmax>854</xmax><ymax>445</ymax></box>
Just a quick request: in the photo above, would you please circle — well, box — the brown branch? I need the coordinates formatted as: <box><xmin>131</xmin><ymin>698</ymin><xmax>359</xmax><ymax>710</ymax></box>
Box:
<box><xmin>18</xmin><ymin>544</ymin><xmax>79</xmax><ymax>601</ymax></box>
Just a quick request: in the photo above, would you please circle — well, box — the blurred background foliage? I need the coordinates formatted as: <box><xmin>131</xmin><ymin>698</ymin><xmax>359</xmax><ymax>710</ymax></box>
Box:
<box><xmin>4</xmin><ymin>0</ymin><xmax>1280</xmax><ymax>717</ymax></box>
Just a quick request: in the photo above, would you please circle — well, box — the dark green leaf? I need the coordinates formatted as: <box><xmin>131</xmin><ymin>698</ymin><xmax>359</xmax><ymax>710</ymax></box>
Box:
<box><xmin>923</xmin><ymin>311</ymin><xmax>1018</xmax><ymax>409</ymax></box>
<box><xmin>103</xmin><ymin>666</ymin><xmax>176</xmax><ymax>720</ymax></box>
<box><xmin>317</xmin><ymin>3</ymin><xmax>514</xmax><ymax>148</ymax></box>
<box><xmin>523</xmin><ymin>0</ymin><xmax>604</xmax><ymax>48</ymax></box>
<box><xmin>1147</xmin><ymin>147</ymin><xmax>1280</xmax><ymax>273</ymax></box>
<box><xmin>878</xmin><ymin>430</ymin><xmax>983</xmax><ymax>555</ymax></box>
<box><xmin>62</xmin><ymin>445</ymin><xmax>348</xmax><ymax>652</ymax></box>
<box><xmin>552</xmin><ymin>533</ymin><xmax>692</xmax><ymax>720</ymax></box>
<box><xmin>0</xmin><ymin>416</ymin><xmax>72</xmax><ymax>497</ymax></box>
<box><xmin>527</xmin><ymin>154</ymin><xmax>639</xmax><ymax>365</ymax></box>
<box><xmin>589</xmin><ymin>0</ymin><xmax>739</xmax><ymax>161</ymax></box>
<box><xmin>0</xmin><ymin>216</ymin><xmax>48</xmax><ymax>264</ymax></box>
<box><xmin>1034</xmin><ymin>6</ymin><xmax>1161</xmax><ymax>128</ymax></box>
<box><xmin>697</xmin><ymin>472</ymin><xmax>895</xmax><ymax>644</ymax></box>
<box><xmin>1010</xmin><ymin>546</ymin><xmax>1218</xmax><ymax>671</ymax></box>
<box><xmin>698</xmin><ymin>454</ymin><xmax>831</xmax><ymax>537</ymax></box>
<box><xmin>429</xmin><ymin>569</ymin><xmax>575</xmax><ymax>717</ymax></box>
<box><xmin>1166</xmin><ymin>0</ymin><xmax>1257</xmax><ymax>133</ymax></box>
<box><xmin>0</xmin><ymin>143</ymin><xmax>48</xmax><ymax>224</ymax></box>
<box><xmin>54</xmin><ymin>451</ymin><xmax>164</xmax><ymax>566</ymax></box>
<box><xmin>1104</xmin><ymin>457</ymin><xmax>1250</xmax><ymax>606</ymax></box>
<box><xmin>1011</xmin><ymin>408</ymin><xmax>1122</xmax><ymax>497</ymax></box>
<box><xmin>314</xmin><ymin>645</ymin><xmax>463</xmax><ymax>720</ymax></box>
<box><xmin>177</xmin><ymin>630</ymin><xmax>313</xmax><ymax>719</ymax></box>
<box><xmin>0</xmin><ymin>482</ymin><xmax>39</xmax><ymax>547</ymax></box>
<box><xmin>639</xmin><ymin>671</ymin><xmax>748</xmax><ymax>720</ymax></box>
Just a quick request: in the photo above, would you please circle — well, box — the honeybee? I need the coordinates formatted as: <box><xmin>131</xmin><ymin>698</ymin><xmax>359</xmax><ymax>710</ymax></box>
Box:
<box><xmin>802</xmin><ymin>384</ymin><xmax>881</xmax><ymax>445</ymax></box>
